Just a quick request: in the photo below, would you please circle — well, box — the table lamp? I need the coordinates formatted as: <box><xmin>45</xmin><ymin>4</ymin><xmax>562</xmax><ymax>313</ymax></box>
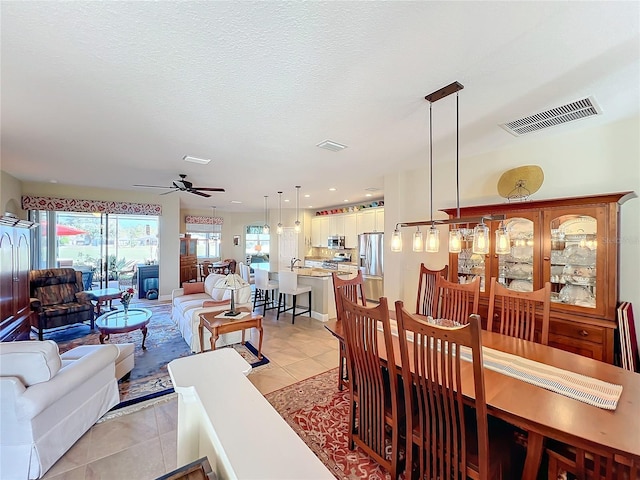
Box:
<box><xmin>220</xmin><ymin>273</ymin><xmax>248</xmax><ymax>316</ymax></box>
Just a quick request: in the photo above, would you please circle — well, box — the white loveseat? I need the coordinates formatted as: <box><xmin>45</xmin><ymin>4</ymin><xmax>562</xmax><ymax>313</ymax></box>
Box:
<box><xmin>0</xmin><ymin>341</ymin><xmax>120</xmax><ymax>480</ymax></box>
<box><xmin>171</xmin><ymin>273</ymin><xmax>252</xmax><ymax>353</ymax></box>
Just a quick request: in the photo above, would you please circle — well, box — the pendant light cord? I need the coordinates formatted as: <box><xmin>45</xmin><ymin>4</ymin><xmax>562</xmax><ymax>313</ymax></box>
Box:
<box><xmin>429</xmin><ymin>101</ymin><xmax>434</xmax><ymax>224</ymax></box>
<box><xmin>456</xmin><ymin>92</ymin><xmax>460</xmax><ymax>219</ymax></box>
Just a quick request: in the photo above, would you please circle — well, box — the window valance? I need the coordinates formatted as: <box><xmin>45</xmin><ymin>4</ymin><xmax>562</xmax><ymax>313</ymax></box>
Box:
<box><xmin>185</xmin><ymin>215</ymin><xmax>223</xmax><ymax>234</ymax></box>
<box><xmin>21</xmin><ymin>196</ymin><xmax>162</xmax><ymax>215</ymax></box>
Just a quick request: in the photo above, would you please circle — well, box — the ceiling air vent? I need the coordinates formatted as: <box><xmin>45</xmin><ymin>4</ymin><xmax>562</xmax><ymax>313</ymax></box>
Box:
<box><xmin>316</xmin><ymin>140</ymin><xmax>348</xmax><ymax>152</ymax></box>
<box><xmin>500</xmin><ymin>96</ymin><xmax>602</xmax><ymax>137</ymax></box>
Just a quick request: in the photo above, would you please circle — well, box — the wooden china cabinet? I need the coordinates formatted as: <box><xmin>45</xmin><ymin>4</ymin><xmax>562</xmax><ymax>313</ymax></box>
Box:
<box><xmin>179</xmin><ymin>237</ymin><xmax>198</xmax><ymax>284</ymax></box>
<box><xmin>0</xmin><ymin>224</ymin><xmax>34</xmax><ymax>341</ymax></box>
<box><xmin>442</xmin><ymin>192</ymin><xmax>635</xmax><ymax>364</ymax></box>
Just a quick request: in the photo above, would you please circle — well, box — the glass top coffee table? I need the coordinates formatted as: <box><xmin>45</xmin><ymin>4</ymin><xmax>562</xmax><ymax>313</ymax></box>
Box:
<box><xmin>95</xmin><ymin>308</ymin><xmax>152</xmax><ymax>350</ymax></box>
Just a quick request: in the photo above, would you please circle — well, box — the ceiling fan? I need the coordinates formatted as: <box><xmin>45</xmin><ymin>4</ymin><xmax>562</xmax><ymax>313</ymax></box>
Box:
<box><xmin>134</xmin><ymin>174</ymin><xmax>225</xmax><ymax>198</ymax></box>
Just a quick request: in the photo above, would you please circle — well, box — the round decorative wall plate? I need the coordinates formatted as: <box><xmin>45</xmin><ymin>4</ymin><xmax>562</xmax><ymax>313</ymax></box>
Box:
<box><xmin>497</xmin><ymin>165</ymin><xmax>544</xmax><ymax>200</ymax></box>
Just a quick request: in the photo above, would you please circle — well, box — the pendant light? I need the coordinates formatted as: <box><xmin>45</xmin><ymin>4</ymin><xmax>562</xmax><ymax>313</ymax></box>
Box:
<box><xmin>449</xmin><ymin>89</ymin><xmax>463</xmax><ymax>253</ymax></box>
<box><xmin>391</xmin><ymin>82</ymin><xmax>506</xmax><ymax>253</ymax></box>
<box><xmin>276</xmin><ymin>191</ymin><xmax>283</xmax><ymax>235</ymax></box>
<box><xmin>472</xmin><ymin>222</ymin><xmax>490</xmax><ymax>254</ymax></box>
<box><xmin>391</xmin><ymin>226</ymin><xmax>403</xmax><ymax>252</ymax></box>
<box><xmin>424</xmin><ymin>100</ymin><xmax>440</xmax><ymax>253</ymax></box>
<box><xmin>495</xmin><ymin>222</ymin><xmax>511</xmax><ymax>255</ymax></box>
<box><xmin>449</xmin><ymin>230</ymin><xmax>462</xmax><ymax>253</ymax></box>
<box><xmin>412</xmin><ymin>227</ymin><xmax>423</xmax><ymax>252</ymax></box>
<box><xmin>262</xmin><ymin>196</ymin><xmax>270</xmax><ymax>234</ymax></box>
<box><xmin>294</xmin><ymin>186</ymin><xmax>301</xmax><ymax>234</ymax></box>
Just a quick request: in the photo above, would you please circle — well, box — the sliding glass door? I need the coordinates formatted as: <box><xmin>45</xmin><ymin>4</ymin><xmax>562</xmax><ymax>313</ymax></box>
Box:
<box><xmin>32</xmin><ymin>210</ymin><xmax>159</xmax><ymax>289</ymax></box>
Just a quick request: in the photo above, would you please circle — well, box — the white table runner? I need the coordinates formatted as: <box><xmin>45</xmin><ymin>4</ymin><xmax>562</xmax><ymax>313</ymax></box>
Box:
<box><xmin>380</xmin><ymin>321</ymin><xmax>623</xmax><ymax>410</ymax></box>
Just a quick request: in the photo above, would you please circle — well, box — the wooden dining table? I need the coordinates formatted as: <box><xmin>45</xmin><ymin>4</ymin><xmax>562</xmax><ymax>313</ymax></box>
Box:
<box><xmin>325</xmin><ymin>317</ymin><xmax>640</xmax><ymax>480</ymax></box>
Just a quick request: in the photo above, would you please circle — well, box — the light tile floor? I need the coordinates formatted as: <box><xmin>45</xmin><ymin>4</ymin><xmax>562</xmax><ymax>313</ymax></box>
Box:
<box><xmin>43</xmin><ymin>307</ymin><xmax>340</xmax><ymax>480</ymax></box>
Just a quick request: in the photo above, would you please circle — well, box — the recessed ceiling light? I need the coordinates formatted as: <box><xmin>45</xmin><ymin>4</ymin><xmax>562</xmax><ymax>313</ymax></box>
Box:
<box><xmin>50</xmin><ymin>179</ymin><xmax>58</xmax><ymax>184</ymax></box>
<box><xmin>308</xmin><ymin>205</ymin><xmax>313</xmax><ymax>208</ymax></box>
<box><xmin>316</xmin><ymin>140</ymin><xmax>348</xmax><ymax>152</ymax></box>
<box><xmin>365</xmin><ymin>187</ymin><xmax>380</xmax><ymax>192</ymax></box>
<box><xmin>284</xmin><ymin>199</ymin><xmax>290</xmax><ymax>203</ymax></box>
<box><xmin>304</xmin><ymin>194</ymin><xmax>310</xmax><ymax>198</ymax></box>
<box><xmin>183</xmin><ymin>155</ymin><xmax>211</xmax><ymax>165</ymax></box>
<box><xmin>230</xmin><ymin>200</ymin><xmax>242</xmax><ymax>204</ymax></box>
<box><xmin>365</xmin><ymin>193</ymin><xmax>372</xmax><ymax>197</ymax></box>
<box><xmin>329</xmin><ymin>187</ymin><xmax>336</xmax><ymax>191</ymax></box>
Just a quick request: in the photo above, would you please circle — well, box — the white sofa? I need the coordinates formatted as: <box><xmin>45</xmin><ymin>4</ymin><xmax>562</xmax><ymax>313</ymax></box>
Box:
<box><xmin>171</xmin><ymin>273</ymin><xmax>252</xmax><ymax>353</ymax></box>
<box><xmin>0</xmin><ymin>341</ymin><xmax>120</xmax><ymax>480</ymax></box>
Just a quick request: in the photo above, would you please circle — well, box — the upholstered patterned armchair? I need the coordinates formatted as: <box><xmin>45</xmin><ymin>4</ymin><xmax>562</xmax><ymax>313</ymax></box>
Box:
<box><xmin>29</xmin><ymin>268</ymin><xmax>94</xmax><ymax>340</ymax></box>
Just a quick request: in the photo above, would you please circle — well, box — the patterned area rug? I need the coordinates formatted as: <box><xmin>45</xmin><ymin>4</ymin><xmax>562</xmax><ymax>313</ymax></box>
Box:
<box><xmin>265</xmin><ymin>368</ymin><xmax>395</xmax><ymax>480</ymax></box>
<box><xmin>42</xmin><ymin>302</ymin><xmax>269</xmax><ymax>408</ymax></box>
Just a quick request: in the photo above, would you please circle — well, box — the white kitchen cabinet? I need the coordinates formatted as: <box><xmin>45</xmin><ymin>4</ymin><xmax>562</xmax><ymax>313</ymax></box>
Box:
<box><xmin>343</xmin><ymin>213</ymin><xmax>357</xmax><ymax>248</ymax></box>
<box><xmin>311</xmin><ymin>216</ymin><xmax>329</xmax><ymax>247</ymax></box>
<box><xmin>375</xmin><ymin>208</ymin><xmax>385</xmax><ymax>233</ymax></box>
<box><xmin>327</xmin><ymin>215</ymin><xmax>345</xmax><ymax>237</ymax></box>
<box><xmin>356</xmin><ymin>210</ymin><xmax>376</xmax><ymax>234</ymax></box>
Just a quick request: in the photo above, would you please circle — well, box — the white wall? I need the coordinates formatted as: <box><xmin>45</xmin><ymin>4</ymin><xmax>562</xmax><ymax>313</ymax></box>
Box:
<box><xmin>1</xmin><ymin>170</ymin><xmax>25</xmax><ymax>218</ymax></box>
<box><xmin>385</xmin><ymin>116</ymin><xmax>640</xmax><ymax>340</ymax></box>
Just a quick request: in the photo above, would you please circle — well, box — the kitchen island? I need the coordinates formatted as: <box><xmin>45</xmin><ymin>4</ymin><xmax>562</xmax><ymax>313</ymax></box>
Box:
<box><xmin>271</xmin><ymin>268</ymin><xmax>354</xmax><ymax>321</ymax></box>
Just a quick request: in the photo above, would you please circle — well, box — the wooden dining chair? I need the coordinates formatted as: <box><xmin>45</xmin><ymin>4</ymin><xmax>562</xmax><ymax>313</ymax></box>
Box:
<box><xmin>199</xmin><ymin>260</ymin><xmax>212</xmax><ymax>282</ymax></box>
<box><xmin>416</xmin><ymin>263</ymin><xmax>449</xmax><ymax>316</ymax></box>
<box><xmin>332</xmin><ymin>270</ymin><xmax>367</xmax><ymax>391</ymax></box>
<box><xmin>546</xmin><ymin>442</ymin><xmax>639</xmax><ymax>480</ymax></box>
<box><xmin>487</xmin><ymin>278</ymin><xmax>551</xmax><ymax>345</ymax></box>
<box><xmin>394</xmin><ymin>302</ymin><xmax>508</xmax><ymax>480</ymax></box>
<box><xmin>340</xmin><ymin>292</ymin><xmax>402</xmax><ymax>479</ymax></box>
<box><xmin>432</xmin><ymin>276</ymin><xmax>480</xmax><ymax>325</ymax></box>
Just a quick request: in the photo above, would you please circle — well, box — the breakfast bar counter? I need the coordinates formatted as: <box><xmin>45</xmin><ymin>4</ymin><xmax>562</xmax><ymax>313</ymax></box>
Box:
<box><xmin>271</xmin><ymin>269</ymin><xmax>353</xmax><ymax>321</ymax></box>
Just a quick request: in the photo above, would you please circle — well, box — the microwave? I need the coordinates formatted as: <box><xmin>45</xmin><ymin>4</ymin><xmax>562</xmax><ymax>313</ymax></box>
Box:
<box><xmin>328</xmin><ymin>236</ymin><xmax>346</xmax><ymax>249</ymax></box>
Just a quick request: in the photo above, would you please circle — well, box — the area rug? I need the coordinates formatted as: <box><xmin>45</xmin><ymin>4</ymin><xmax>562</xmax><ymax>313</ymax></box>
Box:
<box><xmin>42</xmin><ymin>302</ymin><xmax>270</xmax><ymax>408</ymax></box>
<box><xmin>265</xmin><ymin>368</ymin><xmax>396</xmax><ymax>480</ymax></box>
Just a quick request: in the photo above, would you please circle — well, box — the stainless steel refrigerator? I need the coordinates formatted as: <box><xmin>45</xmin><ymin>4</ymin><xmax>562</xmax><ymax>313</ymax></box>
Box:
<box><xmin>358</xmin><ymin>232</ymin><xmax>383</xmax><ymax>302</ymax></box>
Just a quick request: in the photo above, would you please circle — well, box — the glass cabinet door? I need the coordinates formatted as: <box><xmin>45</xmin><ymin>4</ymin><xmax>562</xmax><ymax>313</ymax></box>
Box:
<box><xmin>544</xmin><ymin>206</ymin><xmax>605</xmax><ymax>316</ymax></box>
<box><xmin>497</xmin><ymin>217</ymin><xmax>536</xmax><ymax>292</ymax></box>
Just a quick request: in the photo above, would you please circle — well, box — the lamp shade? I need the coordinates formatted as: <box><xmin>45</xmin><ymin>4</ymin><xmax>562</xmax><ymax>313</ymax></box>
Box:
<box><xmin>472</xmin><ymin>223</ymin><xmax>490</xmax><ymax>254</ymax></box>
<box><xmin>391</xmin><ymin>229</ymin><xmax>403</xmax><ymax>252</ymax></box>
<box><xmin>448</xmin><ymin>229</ymin><xmax>462</xmax><ymax>253</ymax></box>
<box><xmin>425</xmin><ymin>225</ymin><xmax>439</xmax><ymax>253</ymax></box>
<box><xmin>495</xmin><ymin>225</ymin><xmax>511</xmax><ymax>255</ymax></box>
<box><xmin>220</xmin><ymin>273</ymin><xmax>248</xmax><ymax>290</ymax></box>
<box><xmin>413</xmin><ymin>229</ymin><xmax>424</xmax><ymax>252</ymax></box>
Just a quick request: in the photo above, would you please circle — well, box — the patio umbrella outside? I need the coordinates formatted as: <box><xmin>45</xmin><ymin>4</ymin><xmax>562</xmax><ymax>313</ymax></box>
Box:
<box><xmin>40</xmin><ymin>222</ymin><xmax>88</xmax><ymax>236</ymax></box>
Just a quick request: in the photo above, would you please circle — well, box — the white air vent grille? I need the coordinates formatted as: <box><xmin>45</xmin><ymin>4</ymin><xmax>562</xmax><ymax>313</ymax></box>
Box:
<box><xmin>316</xmin><ymin>140</ymin><xmax>348</xmax><ymax>152</ymax></box>
<box><xmin>500</xmin><ymin>96</ymin><xmax>602</xmax><ymax>136</ymax></box>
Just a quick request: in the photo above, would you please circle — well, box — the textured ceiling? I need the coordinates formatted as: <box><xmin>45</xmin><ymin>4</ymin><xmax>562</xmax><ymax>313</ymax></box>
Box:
<box><xmin>1</xmin><ymin>2</ymin><xmax>639</xmax><ymax>211</ymax></box>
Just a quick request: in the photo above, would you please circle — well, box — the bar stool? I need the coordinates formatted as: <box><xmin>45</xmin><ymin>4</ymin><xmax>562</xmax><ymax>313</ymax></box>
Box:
<box><xmin>277</xmin><ymin>271</ymin><xmax>312</xmax><ymax>324</ymax></box>
<box><xmin>253</xmin><ymin>269</ymin><xmax>279</xmax><ymax>315</ymax></box>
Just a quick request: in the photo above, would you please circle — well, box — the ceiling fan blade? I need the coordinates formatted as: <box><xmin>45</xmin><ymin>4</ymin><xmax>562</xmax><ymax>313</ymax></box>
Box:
<box><xmin>133</xmin><ymin>184</ymin><xmax>174</xmax><ymax>189</ymax></box>
<box><xmin>191</xmin><ymin>187</ymin><xmax>226</xmax><ymax>192</ymax></box>
<box><xmin>159</xmin><ymin>189</ymin><xmax>179</xmax><ymax>196</ymax></box>
<box><xmin>189</xmin><ymin>190</ymin><xmax>211</xmax><ymax>198</ymax></box>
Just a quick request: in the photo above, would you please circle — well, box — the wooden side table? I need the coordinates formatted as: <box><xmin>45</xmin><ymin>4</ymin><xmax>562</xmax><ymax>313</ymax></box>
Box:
<box><xmin>198</xmin><ymin>308</ymin><xmax>263</xmax><ymax>358</ymax></box>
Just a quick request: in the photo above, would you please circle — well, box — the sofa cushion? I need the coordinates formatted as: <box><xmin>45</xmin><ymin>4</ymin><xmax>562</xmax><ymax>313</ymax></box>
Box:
<box><xmin>173</xmin><ymin>293</ymin><xmax>212</xmax><ymax>317</ymax></box>
<box><xmin>203</xmin><ymin>300</ymin><xmax>231</xmax><ymax>308</ymax></box>
<box><xmin>41</xmin><ymin>303</ymin><xmax>93</xmax><ymax>319</ymax></box>
<box><xmin>0</xmin><ymin>340</ymin><xmax>62</xmax><ymax>386</ymax></box>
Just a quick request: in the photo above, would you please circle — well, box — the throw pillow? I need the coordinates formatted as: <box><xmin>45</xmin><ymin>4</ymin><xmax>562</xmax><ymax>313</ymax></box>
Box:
<box><xmin>182</xmin><ymin>282</ymin><xmax>205</xmax><ymax>295</ymax></box>
<box><xmin>203</xmin><ymin>300</ymin><xmax>230</xmax><ymax>308</ymax></box>
<box><xmin>0</xmin><ymin>340</ymin><xmax>61</xmax><ymax>386</ymax></box>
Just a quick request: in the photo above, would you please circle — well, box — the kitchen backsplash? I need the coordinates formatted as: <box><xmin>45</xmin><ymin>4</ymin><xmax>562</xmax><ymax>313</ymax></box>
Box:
<box><xmin>308</xmin><ymin>247</ymin><xmax>358</xmax><ymax>262</ymax></box>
